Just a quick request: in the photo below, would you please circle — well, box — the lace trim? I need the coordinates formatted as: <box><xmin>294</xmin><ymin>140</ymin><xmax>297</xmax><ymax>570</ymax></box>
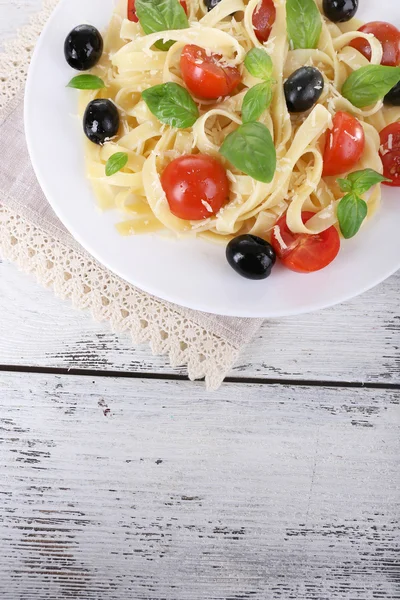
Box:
<box><xmin>0</xmin><ymin>206</ymin><xmax>237</xmax><ymax>388</ymax></box>
<box><xmin>0</xmin><ymin>1</ymin><xmax>240</xmax><ymax>389</ymax></box>
<box><xmin>0</xmin><ymin>0</ymin><xmax>59</xmax><ymax>108</ymax></box>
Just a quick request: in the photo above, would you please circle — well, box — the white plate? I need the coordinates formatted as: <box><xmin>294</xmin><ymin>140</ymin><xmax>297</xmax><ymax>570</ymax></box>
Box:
<box><xmin>25</xmin><ymin>0</ymin><xmax>400</xmax><ymax>318</ymax></box>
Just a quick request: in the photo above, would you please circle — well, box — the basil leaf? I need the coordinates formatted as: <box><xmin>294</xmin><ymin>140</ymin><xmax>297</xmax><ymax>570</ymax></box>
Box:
<box><xmin>342</xmin><ymin>65</ymin><xmax>400</xmax><ymax>108</ymax></box>
<box><xmin>286</xmin><ymin>0</ymin><xmax>322</xmax><ymax>50</ymax></box>
<box><xmin>337</xmin><ymin>178</ymin><xmax>353</xmax><ymax>193</ymax></box>
<box><xmin>135</xmin><ymin>0</ymin><xmax>189</xmax><ymax>51</ymax></box>
<box><xmin>242</xmin><ymin>82</ymin><xmax>273</xmax><ymax>124</ymax></box>
<box><xmin>142</xmin><ymin>82</ymin><xmax>199</xmax><ymax>128</ymax></box>
<box><xmin>244</xmin><ymin>48</ymin><xmax>273</xmax><ymax>81</ymax></box>
<box><xmin>67</xmin><ymin>75</ymin><xmax>105</xmax><ymax>90</ymax></box>
<box><xmin>338</xmin><ymin>168</ymin><xmax>391</xmax><ymax>195</ymax></box>
<box><xmin>106</xmin><ymin>152</ymin><xmax>129</xmax><ymax>177</ymax></box>
<box><xmin>337</xmin><ymin>193</ymin><xmax>368</xmax><ymax>239</ymax></box>
<box><xmin>220</xmin><ymin>122</ymin><xmax>276</xmax><ymax>183</ymax></box>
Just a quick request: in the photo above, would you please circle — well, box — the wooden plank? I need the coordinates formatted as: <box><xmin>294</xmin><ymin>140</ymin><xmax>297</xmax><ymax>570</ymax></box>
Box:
<box><xmin>1</xmin><ymin>260</ymin><xmax>399</xmax><ymax>383</ymax></box>
<box><xmin>1</xmin><ymin>0</ymin><xmax>399</xmax><ymax>385</ymax></box>
<box><xmin>0</xmin><ymin>371</ymin><xmax>398</xmax><ymax>599</ymax></box>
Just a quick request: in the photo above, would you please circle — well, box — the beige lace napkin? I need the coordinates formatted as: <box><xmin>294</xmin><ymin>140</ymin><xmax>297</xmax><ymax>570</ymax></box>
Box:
<box><xmin>0</xmin><ymin>0</ymin><xmax>263</xmax><ymax>389</ymax></box>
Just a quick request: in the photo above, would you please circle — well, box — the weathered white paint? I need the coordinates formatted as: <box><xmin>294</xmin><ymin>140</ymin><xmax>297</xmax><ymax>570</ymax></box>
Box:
<box><xmin>0</xmin><ymin>0</ymin><xmax>399</xmax><ymax>384</ymax></box>
<box><xmin>1</xmin><ymin>3</ymin><xmax>399</xmax><ymax>598</ymax></box>
<box><xmin>1</xmin><ymin>260</ymin><xmax>399</xmax><ymax>383</ymax></box>
<box><xmin>0</xmin><ymin>372</ymin><xmax>399</xmax><ymax>599</ymax></box>
<box><xmin>0</xmin><ymin>0</ymin><xmax>42</xmax><ymax>45</ymax></box>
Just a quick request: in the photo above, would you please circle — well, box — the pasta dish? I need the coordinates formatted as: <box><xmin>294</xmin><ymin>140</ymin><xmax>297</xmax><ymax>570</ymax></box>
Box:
<box><xmin>64</xmin><ymin>0</ymin><xmax>400</xmax><ymax>278</ymax></box>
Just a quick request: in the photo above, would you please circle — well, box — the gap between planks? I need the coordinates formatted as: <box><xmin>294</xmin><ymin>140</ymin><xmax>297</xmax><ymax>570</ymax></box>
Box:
<box><xmin>0</xmin><ymin>371</ymin><xmax>399</xmax><ymax>600</ymax></box>
<box><xmin>0</xmin><ymin>364</ymin><xmax>399</xmax><ymax>391</ymax></box>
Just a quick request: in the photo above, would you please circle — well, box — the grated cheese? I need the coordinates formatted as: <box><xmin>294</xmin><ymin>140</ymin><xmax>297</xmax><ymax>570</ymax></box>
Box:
<box><xmin>191</xmin><ymin>218</ymin><xmax>211</xmax><ymax>230</ymax></box>
<box><xmin>201</xmin><ymin>199</ymin><xmax>213</xmax><ymax>213</ymax></box>
<box><xmin>380</xmin><ymin>144</ymin><xmax>389</xmax><ymax>156</ymax></box>
<box><xmin>273</xmin><ymin>225</ymin><xmax>288</xmax><ymax>250</ymax></box>
<box><xmin>344</xmin><ymin>130</ymin><xmax>359</xmax><ymax>142</ymax></box>
<box><xmin>318</xmin><ymin>204</ymin><xmax>335</xmax><ymax>219</ymax></box>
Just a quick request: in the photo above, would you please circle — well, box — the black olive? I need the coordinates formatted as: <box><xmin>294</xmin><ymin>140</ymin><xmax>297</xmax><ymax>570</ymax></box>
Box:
<box><xmin>384</xmin><ymin>81</ymin><xmax>400</xmax><ymax>106</ymax></box>
<box><xmin>322</xmin><ymin>0</ymin><xmax>358</xmax><ymax>23</ymax></box>
<box><xmin>64</xmin><ymin>25</ymin><xmax>103</xmax><ymax>71</ymax></box>
<box><xmin>204</xmin><ymin>0</ymin><xmax>223</xmax><ymax>11</ymax></box>
<box><xmin>83</xmin><ymin>99</ymin><xmax>120</xmax><ymax>145</ymax></box>
<box><xmin>284</xmin><ymin>67</ymin><xmax>324</xmax><ymax>113</ymax></box>
<box><xmin>226</xmin><ymin>234</ymin><xmax>276</xmax><ymax>280</ymax></box>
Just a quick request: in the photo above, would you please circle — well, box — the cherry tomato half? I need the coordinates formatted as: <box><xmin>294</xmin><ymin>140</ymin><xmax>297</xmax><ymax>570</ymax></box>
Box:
<box><xmin>180</xmin><ymin>44</ymin><xmax>242</xmax><ymax>100</ymax></box>
<box><xmin>381</xmin><ymin>152</ymin><xmax>400</xmax><ymax>187</ymax></box>
<box><xmin>350</xmin><ymin>21</ymin><xmax>400</xmax><ymax>66</ymax></box>
<box><xmin>127</xmin><ymin>0</ymin><xmax>139</xmax><ymax>22</ymax></box>
<box><xmin>380</xmin><ymin>122</ymin><xmax>400</xmax><ymax>152</ymax></box>
<box><xmin>252</xmin><ymin>0</ymin><xmax>276</xmax><ymax>44</ymax></box>
<box><xmin>128</xmin><ymin>0</ymin><xmax>187</xmax><ymax>22</ymax></box>
<box><xmin>322</xmin><ymin>111</ymin><xmax>365</xmax><ymax>177</ymax></box>
<box><xmin>379</xmin><ymin>122</ymin><xmax>400</xmax><ymax>186</ymax></box>
<box><xmin>271</xmin><ymin>212</ymin><xmax>340</xmax><ymax>273</ymax></box>
<box><xmin>160</xmin><ymin>154</ymin><xmax>230</xmax><ymax>220</ymax></box>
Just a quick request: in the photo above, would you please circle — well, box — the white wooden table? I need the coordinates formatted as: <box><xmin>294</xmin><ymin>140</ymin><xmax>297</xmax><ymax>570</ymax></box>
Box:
<box><xmin>1</xmin><ymin>4</ymin><xmax>399</xmax><ymax>598</ymax></box>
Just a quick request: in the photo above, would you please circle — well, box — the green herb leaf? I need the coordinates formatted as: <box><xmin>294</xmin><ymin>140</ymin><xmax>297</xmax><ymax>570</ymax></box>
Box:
<box><xmin>242</xmin><ymin>82</ymin><xmax>273</xmax><ymax>124</ymax></box>
<box><xmin>220</xmin><ymin>122</ymin><xmax>276</xmax><ymax>183</ymax></box>
<box><xmin>286</xmin><ymin>0</ymin><xmax>322</xmax><ymax>50</ymax></box>
<box><xmin>105</xmin><ymin>152</ymin><xmax>129</xmax><ymax>177</ymax></box>
<box><xmin>142</xmin><ymin>82</ymin><xmax>199</xmax><ymax>128</ymax></box>
<box><xmin>338</xmin><ymin>168</ymin><xmax>391</xmax><ymax>195</ymax></box>
<box><xmin>337</xmin><ymin>193</ymin><xmax>368</xmax><ymax>239</ymax></box>
<box><xmin>244</xmin><ymin>48</ymin><xmax>273</xmax><ymax>81</ymax></box>
<box><xmin>337</xmin><ymin>178</ymin><xmax>353</xmax><ymax>193</ymax></box>
<box><xmin>135</xmin><ymin>0</ymin><xmax>189</xmax><ymax>51</ymax></box>
<box><xmin>342</xmin><ymin>65</ymin><xmax>400</xmax><ymax>108</ymax></box>
<box><xmin>67</xmin><ymin>75</ymin><xmax>105</xmax><ymax>90</ymax></box>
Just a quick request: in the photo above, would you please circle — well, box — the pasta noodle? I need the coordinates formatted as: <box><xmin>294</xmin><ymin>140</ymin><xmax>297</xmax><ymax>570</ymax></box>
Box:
<box><xmin>79</xmin><ymin>0</ymin><xmax>400</xmax><ymax>243</ymax></box>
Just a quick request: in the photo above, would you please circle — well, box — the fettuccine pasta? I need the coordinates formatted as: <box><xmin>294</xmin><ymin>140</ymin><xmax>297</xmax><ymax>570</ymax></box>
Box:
<box><xmin>71</xmin><ymin>0</ymin><xmax>400</xmax><ymax>273</ymax></box>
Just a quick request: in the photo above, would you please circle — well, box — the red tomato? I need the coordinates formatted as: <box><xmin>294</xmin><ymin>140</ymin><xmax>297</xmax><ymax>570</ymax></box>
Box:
<box><xmin>271</xmin><ymin>212</ymin><xmax>340</xmax><ymax>273</ymax></box>
<box><xmin>350</xmin><ymin>22</ymin><xmax>400</xmax><ymax>66</ymax></box>
<box><xmin>381</xmin><ymin>152</ymin><xmax>400</xmax><ymax>187</ymax></box>
<box><xmin>252</xmin><ymin>0</ymin><xmax>276</xmax><ymax>44</ymax></box>
<box><xmin>322</xmin><ymin>112</ymin><xmax>365</xmax><ymax>177</ymax></box>
<box><xmin>127</xmin><ymin>0</ymin><xmax>139</xmax><ymax>22</ymax></box>
<box><xmin>128</xmin><ymin>0</ymin><xmax>187</xmax><ymax>22</ymax></box>
<box><xmin>160</xmin><ymin>154</ymin><xmax>230</xmax><ymax>220</ymax></box>
<box><xmin>379</xmin><ymin>122</ymin><xmax>400</xmax><ymax>152</ymax></box>
<box><xmin>379</xmin><ymin>123</ymin><xmax>400</xmax><ymax>186</ymax></box>
<box><xmin>180</xmin><ymin>45</ymin><xmax>242</xmax><ymax>100</ymax></box>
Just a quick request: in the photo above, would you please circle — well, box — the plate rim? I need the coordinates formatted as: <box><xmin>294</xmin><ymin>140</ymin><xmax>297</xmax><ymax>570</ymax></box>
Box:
<box><xmin>24</xmin><ymin>0</ymin><xmax>400</xmax><ymax>318</ymax></box>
